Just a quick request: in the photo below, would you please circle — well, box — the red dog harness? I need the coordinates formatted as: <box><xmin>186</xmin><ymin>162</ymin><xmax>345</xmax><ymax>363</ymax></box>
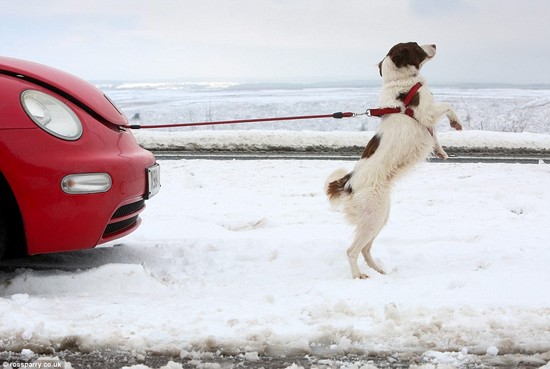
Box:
<box><xmin>367</xmin><ymin>82</ymin><xmax>423</xmax><ymax>119</ymax></box>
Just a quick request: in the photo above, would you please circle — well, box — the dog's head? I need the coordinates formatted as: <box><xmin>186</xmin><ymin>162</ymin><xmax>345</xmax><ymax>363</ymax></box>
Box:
<box><xmin>378</xmin><ymin>42</ymin><xmax>436</xmax><ymax>80</ymax></box>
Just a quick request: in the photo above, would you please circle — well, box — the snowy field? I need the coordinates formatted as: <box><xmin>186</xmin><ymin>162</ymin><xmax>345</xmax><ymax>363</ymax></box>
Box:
<box><xmin>1</xmin><ymin>157</ymin><xmax>550</xmax><ymax>368</ymax></box>
<box><xmin>101</xmin><ymin>81</ymin><xmax>550</xmax><ymax>134</ymax></box>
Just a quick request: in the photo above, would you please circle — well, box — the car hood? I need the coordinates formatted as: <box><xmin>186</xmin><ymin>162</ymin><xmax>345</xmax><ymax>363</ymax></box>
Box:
<box><xmin>0</xmin><ymin>56</ymin><xmax>127</xmax><ymax>126</ymax></box>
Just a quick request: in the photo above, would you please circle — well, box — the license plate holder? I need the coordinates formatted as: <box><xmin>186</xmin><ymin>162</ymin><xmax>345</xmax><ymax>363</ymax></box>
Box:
<box><xmin>145</xmin><ymin>164</ymin><xmax>160</xmax><ymax>199</ymax></box>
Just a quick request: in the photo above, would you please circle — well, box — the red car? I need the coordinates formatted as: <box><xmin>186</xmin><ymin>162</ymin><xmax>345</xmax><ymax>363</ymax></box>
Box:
<box><xmin>0</xmin><ymin>57</ymin><xmax>160</xmax><ymax>259</ymax></box>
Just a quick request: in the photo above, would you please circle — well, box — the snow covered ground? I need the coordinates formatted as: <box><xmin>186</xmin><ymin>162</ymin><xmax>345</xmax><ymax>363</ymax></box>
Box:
<box><xmin>2</xmin><ymin>82</ymin><xmax>550</xmax><ymax>368</ymax></box>
<box><xmin>1</xmin><ymin>155</ymin><xmax>550</xmax><ymax>368</ymax></box>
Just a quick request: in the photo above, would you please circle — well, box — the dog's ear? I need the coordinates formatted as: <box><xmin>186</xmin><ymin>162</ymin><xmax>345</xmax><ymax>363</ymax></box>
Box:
<box><xmin>377</xmin><ymin>59</ymin><xmax>383</xmax><ymax>77</ymax></box>
<box><xmin>389</xmin><ymin>48</ymin><xmax>407</xmax><ymax>69</ymax></box>
<box><xmin>390</xmin><ymin>47</ymin><xmax>417</xmax><ymax>68</ymax></box>
<box><xmin>406</xmin><ymin>47</ymin><xmax>426</xmax><ymax>69</ymax></box>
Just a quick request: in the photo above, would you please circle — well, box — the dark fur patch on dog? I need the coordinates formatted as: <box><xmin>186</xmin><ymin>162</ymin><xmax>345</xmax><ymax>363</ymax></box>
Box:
<box><xmin>397</xmin><ymin>92</ymin><xmax>420</xmax><ymax>107</ymax></box>
<box><xmin>379</xmin><ymin>42</ymin><xmax>428</xmax><ymax>76</ymax></box>
<box><xmin>327</xmin><ymin>173</ymin><xmax>353</xmax><ymax>198</ymax></box>
<box><xmin>327</xmin><ymin>134</ymin><xmax>381</xmax><ymax>199</ymax></box>
<box><xmin>387</xmin><ymin>42</ymin><xmax>428</xmax><ymax>69</ymax></box>
<box><xmin>361</xmin><ymin>134</ymin><xmax>381</xmax><ymax>159</ymax></box>
<box><xmin>450</xmin><ymin>120</ymin><xmax>462</xmax><ymax>130</ymax></box>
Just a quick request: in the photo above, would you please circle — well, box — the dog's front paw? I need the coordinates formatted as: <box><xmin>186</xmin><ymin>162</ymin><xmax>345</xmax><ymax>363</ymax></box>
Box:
<box><xmin>450</xmin><ymin>120</ymin><xmax>463</xmax><ymax>131</ymax></box>
<box><xmin>353</xmin><ymin>273</ymin><xmax>370</xmax><ymax>280</ymax></box>
<box><xmin>436</xmin><ymin>150</ymin><xmax>449</xmax><ymax>160</ymax></box>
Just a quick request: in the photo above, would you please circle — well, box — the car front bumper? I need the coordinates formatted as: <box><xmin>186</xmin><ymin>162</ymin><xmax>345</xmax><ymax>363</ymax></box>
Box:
<box><xmin>0</xmin><ymin>125</ymin><xmax>157</xmax><ymax>255</ymax></box>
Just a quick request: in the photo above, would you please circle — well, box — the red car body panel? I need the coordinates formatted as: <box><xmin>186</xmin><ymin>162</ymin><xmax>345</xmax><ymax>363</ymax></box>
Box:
<box><xmin>0</xmin><ymin>56</ymin><xmax>125</xmax><ymax>126</ymax></box>
<box><xmin>0</xmin><ymin>57</ymin><xmax>157</xmax><ymax>255</ymax></box>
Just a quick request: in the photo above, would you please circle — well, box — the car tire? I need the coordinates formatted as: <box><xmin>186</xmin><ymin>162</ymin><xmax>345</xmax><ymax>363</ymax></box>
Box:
<box><xmin>0</xmin><ymin>213</ymin><xmax>6</xmax><ymax>259</ymax></box>
<box><xmin>0</xmin><ymin>177</ymin><xmax>27</xmax><ymax>259</ymax></box>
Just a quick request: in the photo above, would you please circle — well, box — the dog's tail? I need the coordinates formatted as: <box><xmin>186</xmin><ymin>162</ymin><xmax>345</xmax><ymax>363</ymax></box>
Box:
<box><xmin>325</xmin><ymin>168</ymin><xmax>352</xmax><ymax>209</ymax></box>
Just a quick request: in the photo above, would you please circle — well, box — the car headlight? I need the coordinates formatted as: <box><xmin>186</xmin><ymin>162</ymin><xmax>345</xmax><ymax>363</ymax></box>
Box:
<box><xmin>20</xmin><ymin>90</ymin><xmax>83</xmax><ymax>141</ymax></box>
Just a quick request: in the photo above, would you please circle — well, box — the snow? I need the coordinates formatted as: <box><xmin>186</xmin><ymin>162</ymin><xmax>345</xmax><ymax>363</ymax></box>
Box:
<box><xmin>1</xmin><ymin>155</ymin><xmax>550</xmax><ymax>368</ymax></box>
<box><xmin>132</xmin><ymin>129</ymin><xmax>550</xmax><ymax>153</ymax></box>
<box><xmin>2</xmin><ymin>82</ymin><xmax>550</xmax><ymax>367</ymax></box>
<box><xmin>104</xmin><ymin>83</ymin><xmax>550</xmax><ymax>133</ymax></box>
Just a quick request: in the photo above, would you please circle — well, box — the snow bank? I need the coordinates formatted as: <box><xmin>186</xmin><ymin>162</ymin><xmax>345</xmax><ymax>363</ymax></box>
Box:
<box><xmin>1</xmin><ymin>159</ymin><xmax>550</xmax><ymax>365</ymax></box>
<box><xmin>132</xmin><ymin>130</ymin><xmax>550</xmax><ymax>153</ymax></box>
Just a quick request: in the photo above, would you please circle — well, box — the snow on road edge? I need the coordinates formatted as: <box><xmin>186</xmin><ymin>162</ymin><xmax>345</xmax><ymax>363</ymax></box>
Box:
<box><xmin>133</xmin><ymin>130</ymin><xmax>550</xmax><ymax>152</ymax></box>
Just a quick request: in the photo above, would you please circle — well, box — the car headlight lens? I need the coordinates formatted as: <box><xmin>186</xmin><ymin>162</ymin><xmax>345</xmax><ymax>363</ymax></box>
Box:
<box><xmin>21</xmin><ymin>90</ymin><xmax>83</xmax><ymax>141</ymax></box>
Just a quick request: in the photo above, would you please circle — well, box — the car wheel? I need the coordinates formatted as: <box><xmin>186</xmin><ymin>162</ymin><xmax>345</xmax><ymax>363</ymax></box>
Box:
<box><xmin>0</xmin><ymin>176</ymin><xmax>27</xmax><ymax>259</ymax></box>
<box><xmin>0</xmin><ymin>213</ymin><xmax>6</xmax><ymax>259</ymax></box>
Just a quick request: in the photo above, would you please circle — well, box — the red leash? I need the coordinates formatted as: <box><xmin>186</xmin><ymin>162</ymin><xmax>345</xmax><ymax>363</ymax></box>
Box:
<box><xmin>122</xmin><ymin>83</ymin><xmax>422</xmax><ymax>130</ymax></box>
<box><xmin>123</xmin><ymin>111</ymin><xmax>357</xmax><ymax>129</ymax></box>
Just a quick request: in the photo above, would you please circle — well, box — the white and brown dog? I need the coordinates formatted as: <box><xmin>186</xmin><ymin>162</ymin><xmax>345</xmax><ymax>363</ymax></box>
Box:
<box><xmin>326</xmin><ymin>42</ymin><xmax>462</xmax><ymax>279</ymax></box>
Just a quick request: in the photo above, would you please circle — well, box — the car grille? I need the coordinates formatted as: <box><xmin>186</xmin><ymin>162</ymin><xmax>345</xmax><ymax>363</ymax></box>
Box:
<box><xmin>112</xmin><ymin>199</ymin><xmax>145</xmax><ymax>218</ymax></box>
<box><xmin>104</xmin><ymin>215</ymin><xmax>140</xmax><ymax>236</ymax></box>
<box><xmin>103</xmin><ymin>199</ymin><xmax>145</xmax><ymax>237</ymax></box>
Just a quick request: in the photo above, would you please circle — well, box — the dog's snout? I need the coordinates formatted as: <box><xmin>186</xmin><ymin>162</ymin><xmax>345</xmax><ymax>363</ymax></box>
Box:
<box><xmin>421</xmin><ymin>44</ymin><xmax>437</xmax><ymax>58</ymax></box>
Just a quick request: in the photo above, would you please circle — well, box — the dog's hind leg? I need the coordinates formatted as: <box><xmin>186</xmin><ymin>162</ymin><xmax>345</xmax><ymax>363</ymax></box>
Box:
<box><xmin>347</xmin><ymin>237</ymin><xmax>370</xmax><ymax>279</ymax></box>
<box><xmin>361</xmin><ymin>240</ymin><xmax>386</xmax><ymax>275</ymax></box>
<box><xmin>347</xmin><ymin>232</ymin><xmax>384</xmax><ymax>279</ymax></box>
<box><xmin>346</xmin><ymin>195</ymin><xmax>389</xmax><ymax>279</ymax></box>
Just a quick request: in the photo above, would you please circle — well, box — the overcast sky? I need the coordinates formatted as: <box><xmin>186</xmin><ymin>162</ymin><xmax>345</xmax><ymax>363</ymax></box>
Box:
<box><xmin>1</xmin><ymin>0</ymin><xmax>549</xmax><ymax>85</ymax></box>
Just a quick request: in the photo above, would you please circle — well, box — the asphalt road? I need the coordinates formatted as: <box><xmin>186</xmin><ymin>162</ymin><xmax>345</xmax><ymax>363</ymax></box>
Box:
<box><xmin>1</xmin><ymin>349</ymin><xmax>547</xmax><ymax>369</ymax></box>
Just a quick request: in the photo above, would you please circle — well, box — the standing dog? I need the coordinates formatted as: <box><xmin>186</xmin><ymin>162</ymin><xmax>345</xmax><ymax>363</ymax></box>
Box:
<box><xmin>326</xmin><ymin>42</ymin><xmax>462</xmax><ymax>279</ymax></box>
